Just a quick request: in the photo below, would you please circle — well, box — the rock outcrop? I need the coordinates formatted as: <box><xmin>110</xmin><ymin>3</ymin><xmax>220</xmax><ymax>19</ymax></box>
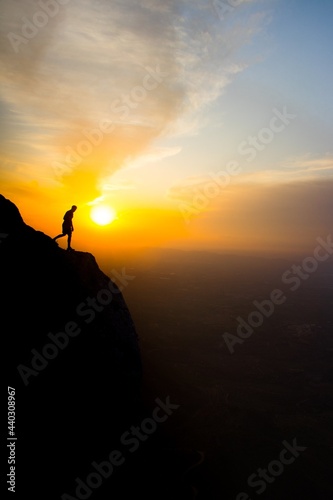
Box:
<box><xmin>1</xmin><ymin>194</ymin><xmax>142</xmax><ymax>498</ymax></box>
<box><xmin>2</xmin><ymin>195</ymin><xmax>203</xmax><ymax>500</ymax></box>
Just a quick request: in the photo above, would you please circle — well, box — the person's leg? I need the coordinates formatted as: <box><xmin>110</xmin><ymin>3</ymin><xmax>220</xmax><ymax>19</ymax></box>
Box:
<box><xmin>53</xmin><ymin>233</ymin><xmax>65</xmax><ymax>241</ymax></box>
<box><xmin>67</xmin><ymin>231</ymin><xmax>72</xmax><ymax>249</ymax></box>
<box><xmin>54</xmin><ymin>223</ymin><xmax>67</xmax><ymax>242</ymax></box>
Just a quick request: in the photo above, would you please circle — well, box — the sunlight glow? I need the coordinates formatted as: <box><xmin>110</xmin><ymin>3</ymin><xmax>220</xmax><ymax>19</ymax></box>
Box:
<box><xmin>90</xmin><ymin>205</ymin><xmax>117</xmax><ymax>226</ymax></box>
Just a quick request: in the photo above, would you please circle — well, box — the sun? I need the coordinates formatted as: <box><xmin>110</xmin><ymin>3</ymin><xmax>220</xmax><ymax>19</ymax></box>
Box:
<box><xmin>90</xmin><ymin>205</ymin><xmax>117</xmax><ymax>226</ymax></box>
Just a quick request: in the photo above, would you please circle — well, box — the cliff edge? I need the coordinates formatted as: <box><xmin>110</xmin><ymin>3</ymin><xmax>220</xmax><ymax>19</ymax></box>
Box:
<box><xmin>1</xmin><ymin>194</ymin><xmax>143</xmax><ymax>498</ymax></box>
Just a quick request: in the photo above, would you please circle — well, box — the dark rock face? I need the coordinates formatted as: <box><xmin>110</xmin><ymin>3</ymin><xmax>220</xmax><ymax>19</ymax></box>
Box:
<box><xmin>1</xmin><ymin>195</ymin><xmax>142</xmax><ymax>498</ymax></box>
<box><xmin>0</xmin><ymin>194</ymin><xmax>25</xmax><ymax>231</ymax></box>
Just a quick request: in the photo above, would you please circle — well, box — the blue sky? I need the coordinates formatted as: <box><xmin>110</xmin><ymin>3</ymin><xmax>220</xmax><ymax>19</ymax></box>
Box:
<box><xmin>245</xmin><ymin>0</ymin><xmax>333</xmax><ymax>122</ymax></box>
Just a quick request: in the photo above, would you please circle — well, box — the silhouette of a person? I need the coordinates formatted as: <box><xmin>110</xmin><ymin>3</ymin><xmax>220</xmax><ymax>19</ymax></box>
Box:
<box><xmin>53</xmin><ymin>205</ymin><xmax>77</xmax><ymax>250</ymax></box>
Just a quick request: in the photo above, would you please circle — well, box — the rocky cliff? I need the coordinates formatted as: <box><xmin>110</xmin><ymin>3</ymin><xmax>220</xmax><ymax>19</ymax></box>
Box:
<box><xmin>2</xmin><ymin>195</ymin><xmax>205</xmax><ymax>500</ymax></box>
<box><xmin>1</xmin><ymin>194</ymin><xmax>144</xmax><ymax>498</ymax></box>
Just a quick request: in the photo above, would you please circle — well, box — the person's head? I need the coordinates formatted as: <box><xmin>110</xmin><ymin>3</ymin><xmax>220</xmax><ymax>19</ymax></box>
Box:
<box><xmin>71</xmin><ymin>205</ymin><xmax>77</xmax><ymax>212</ymax></box>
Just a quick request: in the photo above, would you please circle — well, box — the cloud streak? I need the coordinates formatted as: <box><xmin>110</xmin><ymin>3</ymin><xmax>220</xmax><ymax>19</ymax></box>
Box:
<box><xmin>0</xmin><ymin>0</ymin><xmax>269</xmax><ymax>203</ymax></box>
<box><xmin>167</xmin><ymin>150</ymin><xmax>333</xmax><ymax>254</ymax></box>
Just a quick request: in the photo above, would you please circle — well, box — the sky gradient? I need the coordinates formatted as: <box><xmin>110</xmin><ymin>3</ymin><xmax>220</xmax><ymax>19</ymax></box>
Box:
<box><xmin>1</xmin><ymin>0</ymin><xmax>332</xmax><ymax>258</ymax></box>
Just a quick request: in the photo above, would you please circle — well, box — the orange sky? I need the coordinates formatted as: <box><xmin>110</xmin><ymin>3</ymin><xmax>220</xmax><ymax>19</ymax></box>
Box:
<box><xmin>1</xmin><ymin>0</ymin><xmax>333</xmax><ymax>260</ymax></box>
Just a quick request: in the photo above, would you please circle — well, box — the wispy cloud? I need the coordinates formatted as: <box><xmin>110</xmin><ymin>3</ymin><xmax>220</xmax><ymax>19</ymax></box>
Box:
<box><xmin>0</xmin><ymin>0</ymin><xmax>269</xmax><ymax>202</ymax></box>
<box><xmin>168</xmin><ymin>154</ymin><xmax>333</xmax><ymax>206</ymax></box>
<box><xmin>283</xmin><ymin>155</ymin><xmax>333</xmax><ymax>173</ymax></box>
<box><xmin>171</xmin><ymin>177</ymin><xmax>333</xmax><ymax>254</ymax></box>
<box><xmin>121</xmin><ymin>145</ymin><xmax>182</xmax><ymax>171</ymax></box>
